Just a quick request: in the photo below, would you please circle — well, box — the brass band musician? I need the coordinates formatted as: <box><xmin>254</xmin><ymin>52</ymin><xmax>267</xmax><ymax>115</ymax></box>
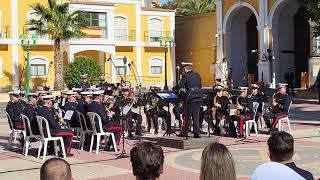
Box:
<box><xmin>114</xmin><ymin>86</ymin><xmax>142</xmax><ymax>137</ymax></box>
<box><xmin>212</xmin><ymin>85</ymin><xmax>231</xmax><ymax>135</ymax></box>
<box><xmin>263</xmin><ymin>83</ymin><xmax>292</xmax><ymax>134</ymax></box>
<box><xmin>145</xmin><ymin>87</ymin><xmax>171</xmax><ymax>134</ymax></box>
<box><xmin>236</xmin><ymin>87</ymin><xmax>254</xmax><ymax>138</ymax></box>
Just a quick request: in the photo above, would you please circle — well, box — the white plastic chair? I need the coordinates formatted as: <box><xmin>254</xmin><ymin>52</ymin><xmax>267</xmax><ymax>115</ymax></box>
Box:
<box><xmin>36</xmin><ymin>116</ymin><xmax>66</xmax><ymax>161</ymax></box>
<box><xmin>77</xmin><ymin>111</ymin><xmax>93</xmax><ymax>150</ymax></box>
<box><xmin>278</xmin><ymin>101</ymin><xmax>292</xmax><ymax>134</ymax></box>
<box><xmin>87</xmin><ymin>112</ymin><xmax>118</xmax><ymax>154</ymax></box>
<box><xmin>244</xmin><ymin>102</ymin><xmax>259</xmax><ymax>138</ymax></box>
<box><xmin>6</xmin><ymin>112</ymin><xmax>26</xmax><ymax>150</ymax></box>
<box><xmin>21</xmin><ymin>114</ymin><xmax>41</xmax><ymax>156</ymax></box>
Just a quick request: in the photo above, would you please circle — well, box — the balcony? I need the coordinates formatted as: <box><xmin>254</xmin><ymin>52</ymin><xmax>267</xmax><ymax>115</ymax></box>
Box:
<box><xmin>0</xmin><ymin>25</ymin><xmax>11</xmax><ymax>44</ymax></box>
<box><xmin>114</xmin><ymin>29</ymin><xmax>136</xmax><ymax>41</ymax></box>
<box><xmin>144</xmin><ymin>31</ymin><xmax>171</xmax><ymax>46</ymax></box>
<box><xmin>23</xmin><ymin>25</ymin><xmax>53</xmax><ymax>45</ymax></box>
<box><xmin>81</xmin><ymin>26</ymin><xmax>107</xmax><ymax>38</ymax></box>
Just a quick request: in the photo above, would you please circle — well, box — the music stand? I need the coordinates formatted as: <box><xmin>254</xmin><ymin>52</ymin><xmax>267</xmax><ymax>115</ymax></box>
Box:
<box><xmin>156</xmin><ymin>92</ymin><xmax>179</xmax><ymax>136</ymax></box>
<box><xmin>116</xmin><ymin>104</ymin><xmax>132</xmax><ymax>159</ymax></box>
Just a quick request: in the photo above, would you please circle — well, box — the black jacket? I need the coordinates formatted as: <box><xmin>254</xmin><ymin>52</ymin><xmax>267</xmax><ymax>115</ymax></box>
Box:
<box><xmin>6</xmin><ymin>101</ymin><xmax>23</xmax><ymax>128</ymax></box>
<box><xmin>22</xmin><ymin>104</ymin><xmax>40</xmax><ymax>135</ymax></box>
<box><xmin>174</xmin><ymin>70</ymin><xmax>202</xmax><ymax>102</ymax></box>
<box><xmin>285</xmin><ymin>162</ymin><xmax>314</xmax><ymax>180</ymax></box>
<box><xmin>237</xmin><ymin>96</ymin><xmax>254</xmax><ymax>117</ymax></box>
<box><xmin>37</xmin><ymin>106</ymin><xmax>60</xmax><ymax>136</ymax></box>
<box><xmin>273</xmin><ymin>92</ymin><xmax>292</xmax><ymax>114</ymax></box>
<box><xmin>87</xmin><ymin>101</ymin><xmax>110</xmax><ymax>127</ymax></box>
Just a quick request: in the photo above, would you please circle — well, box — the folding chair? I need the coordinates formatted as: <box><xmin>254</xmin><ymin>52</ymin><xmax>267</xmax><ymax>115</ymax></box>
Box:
<box><xmin>244</xmin><ymin>102</ymin><xmax>259</xmax><ymax>138</ymax></box>
<box><xmin>278</xmin><ymin>101</ymin><xmax>292</xmax><ymax>134</ymax></box>
<box><xmin>36</xmin><ymin>116</ymin><xmax>66</xmax><ymax>161</ymax></box>
<box><xmin>77</xmin><ymin>111</ymin><xmax>93</xmax><ymax>150</ymax></box>
<box><xmin>21</xmin><ymin>114</ymin><xmax>41</xmax><ymax>156</ymax></box>
<box><xmin>87</xmin><ymin>112</ymin><xmax>118</xmax><ymax>154</ymax></box>
<box><xmin>6</xmin><ymin>112</ymin><xmax>25</xmax><ymax>150</ymax></box>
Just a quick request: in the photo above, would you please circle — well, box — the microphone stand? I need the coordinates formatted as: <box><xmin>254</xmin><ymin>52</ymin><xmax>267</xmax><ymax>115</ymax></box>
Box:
<box><xmin>107</xmin><ymin>55</ymin><xmax>125</xmax><ymax>84</ymax></box>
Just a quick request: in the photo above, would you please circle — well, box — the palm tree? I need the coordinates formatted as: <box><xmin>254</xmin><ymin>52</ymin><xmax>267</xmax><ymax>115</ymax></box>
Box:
<box><xmin>28</xmin><ymin>0</ymin><xmax>86</xmax><ymax>90</ymax></box>
<box><xmin>177</xmin><ymin>0</ymin><xmax>215</xmax><ymax>16</ymax></box>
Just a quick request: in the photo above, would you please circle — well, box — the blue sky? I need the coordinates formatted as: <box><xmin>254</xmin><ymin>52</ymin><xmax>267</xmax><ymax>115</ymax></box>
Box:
<box><xmin>160</xmin><ymin>0</ymin><xmax>169</xmax><ymax>3</ymax></box>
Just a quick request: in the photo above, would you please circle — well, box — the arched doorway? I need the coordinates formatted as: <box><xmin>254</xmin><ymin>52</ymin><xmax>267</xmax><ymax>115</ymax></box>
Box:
<box><xmin>225</xmin><ymin>6</ymin><xmax>259</xmax><ymax>87</ymax></box>
<box><xmin>271</xmin><ymin>0</ymin><xmax>310</xmax><ymax>87</ymax></box>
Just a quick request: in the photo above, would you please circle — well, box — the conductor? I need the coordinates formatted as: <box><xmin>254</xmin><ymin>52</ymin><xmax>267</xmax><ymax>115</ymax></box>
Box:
<box><xmin>174</xmin><ymin>62</ymin><xmax>203</xmax><ymax>138</ymax></box>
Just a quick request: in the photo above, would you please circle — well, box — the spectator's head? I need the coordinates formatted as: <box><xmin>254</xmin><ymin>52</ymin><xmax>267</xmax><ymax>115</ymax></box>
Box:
<box><xmin>130</xmin><ymin>142</ymin><xmax>164</xmax><ymax>180</ymax></box>
<box><xmin>200</xmin><ymin>142</ymin><xmax>236</xmax><ymax>180</ymax></box>
<box><xmin>268</xmin><ymin>131</ymin><xmax>294</xmax><ymax>163</ymax></box>
<box><xmin>40</xmin><ymin>158</ymin><xmax>72</xmax><ymax>180</ymax></box>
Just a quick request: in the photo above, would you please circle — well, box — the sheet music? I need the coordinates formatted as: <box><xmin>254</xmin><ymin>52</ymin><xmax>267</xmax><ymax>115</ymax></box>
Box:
<box><xmin>123</xmin><ymin>105</ymin><xmax>131</xmax><ymax>115</ymax></box>
<box><xmin>64</xmin><ymin>110</ymin><xmax>74</xmax><ymax>120</ymax></box>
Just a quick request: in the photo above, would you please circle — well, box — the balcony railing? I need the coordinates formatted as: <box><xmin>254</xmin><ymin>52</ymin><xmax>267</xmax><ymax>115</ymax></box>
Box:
<box><xmin>81</xmin><ymin>26</ymin><xmax>107</xmax><ymax>38</ymax></box>
<box><xmin>115</xmin><ymin>75</ymin><xmax>161</xmax><ymax>87</ymax></box>
<box><xmin>144</xmin><ymin>31</ymin><xmax>171</xmax><ymax>42</ymax></box>
<box><xmin>23</xmin><ymin>25</ymin><xmax>49</xmax><ymax>39</ymax></box>
<box><xmin>114</xmin><ymin>29</ymin><xmax>136</xmax><ymax>41</ymax></box>
<box><xmin>0</xmin><ymin>25</ymin><xmax>10</xmax><ymax>39</ymax></box>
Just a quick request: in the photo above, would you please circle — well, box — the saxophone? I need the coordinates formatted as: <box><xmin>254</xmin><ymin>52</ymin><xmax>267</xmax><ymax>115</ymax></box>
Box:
<box><xmin>235</xmin><ymin>96</ymin><xmax>242</xmax><ymax>117</ymax></box>
<box><xmin>266</xmin><ymin>93</ymin><xmax>277</xmax><ymax>112</ymax></box>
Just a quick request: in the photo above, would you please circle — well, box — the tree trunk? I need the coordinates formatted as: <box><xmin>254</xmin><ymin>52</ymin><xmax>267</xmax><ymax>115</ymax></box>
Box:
<box><xmin>53</xmin><ymin>38</ymin><xmax>64</xmax><ymax>90</ymax></box>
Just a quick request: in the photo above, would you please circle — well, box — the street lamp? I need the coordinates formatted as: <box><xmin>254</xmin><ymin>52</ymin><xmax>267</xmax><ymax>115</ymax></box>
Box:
<box><xmin>159</xmin><ymin>35</ymin><xmax>174</xmax><ymax>90</ymax></box>
<box><xmin>19</xmin><ymin>33</ymin><xmax>38</xmax><ymax>98</ymax></box>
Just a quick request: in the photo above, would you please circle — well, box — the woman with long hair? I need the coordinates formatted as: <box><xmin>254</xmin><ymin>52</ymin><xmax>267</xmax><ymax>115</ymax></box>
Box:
<box><xmin>200</xmin><ymin>142</ymin><xmax>236</xmax><ymax>180</ymax></box>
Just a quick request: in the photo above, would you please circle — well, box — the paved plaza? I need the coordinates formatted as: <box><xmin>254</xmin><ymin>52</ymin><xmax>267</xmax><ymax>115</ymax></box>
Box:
<box><xmin>0</xmin><ymin>99</ymin><xmax>319</xmax><ymax>180</ymax></box>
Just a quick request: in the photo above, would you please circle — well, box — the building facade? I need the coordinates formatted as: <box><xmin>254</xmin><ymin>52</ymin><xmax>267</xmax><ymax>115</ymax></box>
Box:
<box><xmin>176</xmin><ymin>0</ymin><xmax>319</xmax><ymax>88</ymax></box>
<box><xmin>0</xmin><ymin>0</ymin><xmax>175</xmax><ymax>91</ymax></box>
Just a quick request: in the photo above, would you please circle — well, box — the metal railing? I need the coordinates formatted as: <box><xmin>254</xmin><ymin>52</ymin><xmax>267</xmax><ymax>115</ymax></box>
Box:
<box><xmin>114</xmin><ymin>29</ymin><xmax>136</xmax><ymax>41</ymax></box>
<box><xmin>0</xmin><ymin>25</ymin><xmax>10</xmax><ymax>38</ymax></box>
<box><xmin>23</xmin><ymin>25</ymin><xmax>49</xmax><ymax>39</ymax></box>
<box><xmin>144</xmin><ymin>31</ymin><xmax>171</xmax><ymax>42</ymax></box>
<box><xmin>115</xmin><ymin>75</ymin><xmax>161</xmax><ymax>87</ymax></box>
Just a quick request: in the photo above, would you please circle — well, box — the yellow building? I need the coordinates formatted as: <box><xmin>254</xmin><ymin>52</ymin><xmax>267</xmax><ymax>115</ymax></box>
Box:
<box><xmin>176</xmin><ymin>0</ymin><xmax>318</xmax><ymax>88</ymax></box>
<box><xmin>0</xmin><ymin>0</ymin><xmax>175</xmax><ymax>91</ymax></box>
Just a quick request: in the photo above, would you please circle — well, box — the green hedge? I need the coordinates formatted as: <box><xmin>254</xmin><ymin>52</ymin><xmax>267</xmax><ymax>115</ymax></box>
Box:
<box><xmin>64</xmin><ymin>56</ymin><xmax>102</xmax><ymax>89</ymax></box>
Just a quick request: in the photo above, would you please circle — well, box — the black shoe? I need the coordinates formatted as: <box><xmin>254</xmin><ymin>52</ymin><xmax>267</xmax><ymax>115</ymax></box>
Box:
<box><xmin>135</xmin><ymin>132</ymin><xmax>142</xmax><ymax>136</ymax></box>
<box><xmin>128</xmin><ymin>132</ymin><xmax>134</xmax><ymax>138</ymax></box>
<box><xmin>193</xmin><ymin>134</ymin><xmax>201</xmax><ymax>138</ymax></box>
<box><xmin>58</xmin><ymin>152</ymin><xmax>73</xmax><ymax>157</ymax></box>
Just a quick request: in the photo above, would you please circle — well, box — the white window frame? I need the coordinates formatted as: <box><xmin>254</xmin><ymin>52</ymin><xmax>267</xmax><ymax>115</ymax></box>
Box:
<box><xmin>0</xmin><ymin>57</ymin><xmax>3</xmax><ymax>79</ymax></box>
<box><xmin>114</xmin><ymin>56</ymin><xmax>129</xmax><ymax>76</ymax></box>
<box><xmin>148</xmin><ymin>16</ymin><xmax>163</xmax><ymax>42</ymax></box>
<box><xmin>30</xmin><ymin>56</ymin><xmax>49</xmax><ymax>78</ymax></box>
<box><xmin>149</xmin><ymin>56</ymin><xmax>164</xmax><ymax>76</ymax></box>
<box><xmin>114</xmin><ymin>15</ymin><xmax>129</xmax><ymax>41</ymax></box>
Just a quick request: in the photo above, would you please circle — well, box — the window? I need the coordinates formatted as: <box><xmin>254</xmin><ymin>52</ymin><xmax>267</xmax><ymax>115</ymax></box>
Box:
<box><xmin>149</xmin><ymin>18</ymin><xmax>162</xmax><ymax>42</ymax></box>
<box><xmin>116</xmin><ymin>66</ymin><xmax>127</xmax><ymax>76</ymax></box>
<box><xmin>30</xmin><ymin>57</ymin><xmax>48</xmax><ymax>77</ymax></box>
<box><xmin>114</xmin><ymin>16</ymin><xmax>128</xmax><ymax>41</ymax></box>
<box><xmin>150</xmin><ymin>58</ymin><xmax>163</xmax><ymax>75</ymax></box>
<box><xmin>114</xmin><ymin>57</ymin><xmax>128</xmax><ymax>76</ymax></box>
<box><xmin>83</xmin><ymin>12</ymin><xmax>106</xmax><ymax>27</ymax></box>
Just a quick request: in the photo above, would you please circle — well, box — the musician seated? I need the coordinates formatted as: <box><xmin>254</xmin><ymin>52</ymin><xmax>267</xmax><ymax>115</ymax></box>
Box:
<box><xmin>58</xmin><ymin>90</ymin><xmax>68</xmax><ymax>109</ymax></box>
<box><xmin>37</xmin><ymin>95</ymin><xmax>74</xmax><ymax>157</ymax></box>
<box><xmin>146</xmin><ymin>87</ymin><xmax>171</xmax><ymax>134</ymax></box>
<box><xmin>22</xmin><ymin>93</ymin><xmax>40</xmax><ymax>135</ymax></box>
<box><xmin>264</xmin><ymin>83</ymin><xmax>292</xmax><ymax>134</ymax></box>
<box><xmin>6</xmin><ymin>91</ymin><xmax>24</xmax><ymax>130</ymax></box>
<box><xmin>63</xmin><ymin>91</ymin><xmax>80</xmax><ymax>128</ymax></box>
<box><xmin>18</xmin><ymin>91</ymin><xmax>27</xmax><ymax>107</ymax></box>
<box><xmin>236</xmin><ymin>87</ymin><xmax>254</xmax><ymax>138</ymax></box>
<box><xmin>87</xmin><ymin>91</ymin><xmax>122</xmax><ymax>150</ymax></box>
<box><xmin>36</xmin><ymin>91</ymin><xmax>49</xmax><ymax>108</ymax></box>
<box><xmin>116</xmin><ymin>87</ymin><xmax>143</xmax><ymax>137</ymax></box>
<box><xmin>250</xmin><ymin>84</ymin><xmax>266</xmax><ymax>119</ymax></box>
<box><xmin>213</xmin><ymin>85</ymin><xmax>231</xmax><ymax>135</ymax></box>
